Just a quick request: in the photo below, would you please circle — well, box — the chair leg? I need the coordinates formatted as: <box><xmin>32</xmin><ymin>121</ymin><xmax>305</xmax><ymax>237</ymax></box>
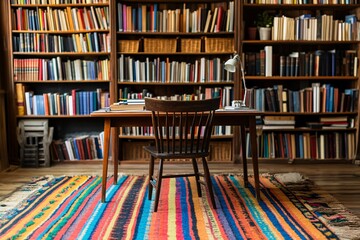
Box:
<box><xmin>202</xmin><ymin>157</ymin><xmax>216</xmax><ymax>209</ymax></box>
<box><xmin>154</xmin><ymin>158</ymin><xmax>164</xmax><ymax>212</ymax></box>
<box><xmin>192</xmin><ymin>158</ymin><xmax>202</xmax><ymax>197</ymax></box>
<box><xmin>148</xmin><ymin>156</ymin><xmax>155</xmax><ymax>200</ymax></box>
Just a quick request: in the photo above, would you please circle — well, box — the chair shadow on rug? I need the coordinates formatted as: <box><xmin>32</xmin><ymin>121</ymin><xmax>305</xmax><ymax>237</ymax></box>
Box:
<box><xmin>143</xmin><ymin>97</ymin><xmax>220</xmax><ymax>212</ymax></box>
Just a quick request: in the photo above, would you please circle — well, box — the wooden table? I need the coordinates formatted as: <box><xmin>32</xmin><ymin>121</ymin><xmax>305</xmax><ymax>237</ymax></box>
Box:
<box><xmin>91</xmin><ymin>109</ymin><xmax>263</xmax><ymax>203</ymax></box>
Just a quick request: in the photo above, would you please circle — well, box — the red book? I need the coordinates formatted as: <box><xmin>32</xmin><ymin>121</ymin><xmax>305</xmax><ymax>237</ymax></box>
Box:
<box><xmin>71</xmin><ymin>89</ymin><xmax>77</xmax><ymax>115</ymax></box>
<box><xmin>77</xmin><ymin>9</ymin><xmax>85</xmax><ymax>30</ymax></box>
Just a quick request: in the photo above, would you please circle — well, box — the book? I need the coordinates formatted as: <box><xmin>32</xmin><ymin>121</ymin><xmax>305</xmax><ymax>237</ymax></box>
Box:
<box><xmin>109</xmin><ymin>99</ymin><xmax>145</xmax><ymax>111</ymax></box>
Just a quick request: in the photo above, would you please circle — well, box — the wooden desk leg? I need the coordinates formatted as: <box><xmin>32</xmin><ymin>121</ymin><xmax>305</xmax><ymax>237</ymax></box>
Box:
<box><xmin>249</xmin><ymin>117</ymin><xmax>260</xmax><ymax>201</ymax></box>
<box><xmin>240</xmin><ymin>125</ymin><xmax>248</xmax><ymax>187</ymax></box>
<box><xmin>101</xmin><ymin>119</ymin><xmax>111</xmax><ymax>203</ymax></box>
<box><xmin>112</xmin><ymin>128</ymin><xmax>119</xmax><ymax>185</ymax></box>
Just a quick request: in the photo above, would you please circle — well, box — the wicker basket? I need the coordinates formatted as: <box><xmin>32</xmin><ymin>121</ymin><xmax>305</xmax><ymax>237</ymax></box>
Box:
<box><xmin>204</xmin><ymin>37</ymin><xmax>234</xmax><ymax>53</ymax></box>
<box><xmin>180</xmin><ymin>38</ymin><xmax>202</xmax><ymax>53</ymax></box>
<box><xmin>118</xmin><ymin>40</ymin><xmax>139</xmax><ymax>53</ymax></box>
<box><xmin>143</xmin><ymin>38</ymin><xmax>177</xmax><ymax>53</ymax></box>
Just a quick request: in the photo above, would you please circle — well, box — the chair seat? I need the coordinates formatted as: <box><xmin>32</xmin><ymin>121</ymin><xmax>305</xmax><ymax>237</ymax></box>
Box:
<box><xmin>143</xmin><ymin>145</ymin><xmax>209</xmax><ymax>159</ymax></box>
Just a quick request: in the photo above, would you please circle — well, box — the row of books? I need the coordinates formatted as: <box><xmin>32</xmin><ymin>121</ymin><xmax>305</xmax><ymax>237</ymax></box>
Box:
<box><xmin>15</xmin><ymin>83</ymin><xmax>110</xmax><ymax>115</ymax></box>
<box><xmin>245</xmin><ymin>84</ymin><xmax>359</xmax><ymax>113</ymax></box>
<box><xmin>120</xmin><ymin>125</ymin><xmax>232</xmax><ymax>137</ymax></box>
<box><xmin>244</xmin><ymin>48</ymin><xmax>358</xmax><ymax>77</ymax></box>
<box><xmin>119</xmin><ymin>86</ymin><xmax>234</xmax><ymax>108</ymax></box>
<box><xmin>13</xmin><ymin>58</ymin><xmax>110</xmax><ymax>81</ymax></box>
<box><xmin>117</xmin><ymin>2</ymin><xmax>234</xmax><ymax>33</ymax></box>
<box><xmin>262</xmin><ymin>115</ymin><xmax>353</xmax><ymax>130</ymax></box>
<box><xmin>13</xmin><ymin>32</ymin><xmax>110</xmax><ymax>53</ymax></box>
<box><xmin>247</xmin><ymin>0</ymin><xmax>359</xmax><ymax>4</ymax></box>
<box><xmin>11</xmin><ymin>0</ymin><xmax>108</xmax><ymax>4</ymax></box>
<box><xmin>247</xmin><ymin>132</ymin><xmax>355</xmax><ymax>160</ymax></box>
<box><xmin>51</xmin><ymin>133</ymin><xmax>105</xmax><ymax>161</ymax></box>
<box><xmin>271</xmin><ymin>14</ymin><xmax>360</xmax><ymax>41</ymax></box>
<box><xmin>118</xmin><ymin>55</ymin><xmax>234</xmax><ymax>83</ymax></box>
<box><xmin>13</xmin><ymin>6</ymin><xmax>109</xmax><ymax>31</ymax></box>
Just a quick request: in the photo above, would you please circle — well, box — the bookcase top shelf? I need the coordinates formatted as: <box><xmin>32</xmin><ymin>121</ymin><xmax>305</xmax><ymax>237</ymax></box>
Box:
<box><xmin>117</xmin><ymin>52</ymin><xmax>234</xmax><ymax>55</ymax></box>
<box><xmin>117</xmin><ymin>81</ymin><xmax>234</xmax><ymax>86</ymax></box>
<box><xmin>117</xmin><ymin>32</ymin><xmax>234</xmax><ymax>36</ymax></box>
<box><xmin>261</xmin><ymin>112</ymin><xmax>358</xmax><ymax>116</ymax></box>
<box><xmin>11</xmin><ymin>3</ymin><xmax>109</xmax><ymax>7</ymax></box>
<box><xmin>16</xmin><ymin>115</ymin><xmax>95</xmax><ymax>119</ymax></box>
<box><xmin>243</xmin><ymin>4</ymin><xmax>360</xmax><ymax>9</ymax></box>
<box><xmin>242</xmin><ymin>40</ymin><xmax>360</xmax><ymax>45</ymax></box>
<box><xmin>245</xmin><ymin>76</ymin><xmax>358</xmax><ymax>81</ymax></box>
<box><xmin>15</xmin><ymin>80</ymin><xmax>111</xmax><ymax>83</ymax></box>
<box><xmin>13</xmin><ymin>30</ymin><xmax>110</xmax><ymax>34</ymax></box>
<box><xmin>13</xmin><ymin>52</ymin><xmax>110</xmax><ymax>56</ymax></box>
<box><xmin>261</xmin><ymin>128</ymin><xmax>356</xmax><ymax>132</ymax></box>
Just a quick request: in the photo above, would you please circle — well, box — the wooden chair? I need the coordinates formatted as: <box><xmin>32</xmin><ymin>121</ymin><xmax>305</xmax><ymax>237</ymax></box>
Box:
<box><xmin>144</xmin><ymin>97</ymin><xmax>220</xmax><ymax>212</ymax></box>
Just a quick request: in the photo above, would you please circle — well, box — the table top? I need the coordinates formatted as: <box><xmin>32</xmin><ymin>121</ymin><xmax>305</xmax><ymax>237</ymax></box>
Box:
<box><xmin>91</xmin><ymin>108</ymin><xmax>263</xmax><ymax>118</ymax></box>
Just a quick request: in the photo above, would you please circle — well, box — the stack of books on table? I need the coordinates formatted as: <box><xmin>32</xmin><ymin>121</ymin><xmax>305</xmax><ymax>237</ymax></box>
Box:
<box><xmin>109</xmin><ymin>99</ymin><xmax>145</xmax><ymax>111</ymax></box>
<box><xmin>262</xmin><ymin>116</ymin><xmax>295</xmax><ymax>130</ymax></box>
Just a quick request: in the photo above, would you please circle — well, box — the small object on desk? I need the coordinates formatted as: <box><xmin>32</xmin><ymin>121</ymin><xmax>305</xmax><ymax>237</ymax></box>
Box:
<box><xmin>224</xmin><ymin>100</ymin><xmax>249</xmax><ymax>110</ymax></box>
<box><xmin>109</xmin><ymin>99</ymin><xmax>145</xmax><ymax>111</ymax></box>
<box><xmin>109</xmin><ymin>104</ymin><xmax>145</xmax><ymax>111</ymax></box>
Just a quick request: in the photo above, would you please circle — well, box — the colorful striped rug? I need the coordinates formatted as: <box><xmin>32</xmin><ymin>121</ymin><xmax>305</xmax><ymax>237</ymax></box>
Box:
<box><xmin>0</xmin><ymin>174</ymin><xmax>359</xmax><ymax>239</ymax></box>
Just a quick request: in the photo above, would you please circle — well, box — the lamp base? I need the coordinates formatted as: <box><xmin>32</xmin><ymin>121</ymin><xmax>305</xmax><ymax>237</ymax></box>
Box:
<box><xmin>224</xmin><ymin>105</ymin><xmax>249</xmax><ymax>110</ymax></box>
<box><xmin>224</xmin><ymin>100</ymin><xmax>249</xmax><ymax>110</ymax></box>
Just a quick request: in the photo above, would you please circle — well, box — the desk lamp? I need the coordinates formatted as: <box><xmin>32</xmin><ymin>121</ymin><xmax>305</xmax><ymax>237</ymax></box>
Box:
<box><xmin>224</xmin><ymin>54</ymin><xmax>248</xmax><ymax>109</ymax></box>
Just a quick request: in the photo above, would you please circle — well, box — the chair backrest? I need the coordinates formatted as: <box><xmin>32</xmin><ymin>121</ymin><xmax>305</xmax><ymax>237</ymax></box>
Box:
<box><xmin>145</xmin><ymin>97</ymin><xmax>220</xmax><ymax>156</ymax></box>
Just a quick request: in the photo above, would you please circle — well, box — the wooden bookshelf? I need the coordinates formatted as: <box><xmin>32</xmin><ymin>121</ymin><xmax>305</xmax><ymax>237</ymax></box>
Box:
<box><xmin>5</xmin><ymin>0</ymin><xmax>112</xmax><ymax>163</ymax></box>
<box><xmin>241</xmin><ymin>1</ymin><xmax>360</xmax><ymax>162</ymax></box>
<box><xmin>2</xmin><ymin>0</ymin><xmax>360</xmax><ymax>164</ymax></box>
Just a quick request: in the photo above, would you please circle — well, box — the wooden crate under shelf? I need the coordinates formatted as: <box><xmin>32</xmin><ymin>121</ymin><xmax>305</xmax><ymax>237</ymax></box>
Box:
<box><xmin>143</xmin><ymin>38</ymin><xmax>177</xmax><ymax>53</ymax></box>
<box><xmin>204</xmin><ymin>37</ymin><xmax>234</xmax><ymax>53</ymax></box>
<box><xmin>118</xmin><ymin>40</ymin><xmax>139</xmax><ymax>53</ymax></box>
<box><xmin>180</xmin><ymin>38</ymin><xmax>202</xmax><ymax>53</ymax></box>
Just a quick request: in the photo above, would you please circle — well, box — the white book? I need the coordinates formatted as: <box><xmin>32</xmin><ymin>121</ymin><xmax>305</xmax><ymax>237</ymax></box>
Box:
<box><xmin>194</xmin><ymin>60</ymin><xmax>199</xmax><ymax>83</ymax></box>
<box><xmin>74</xmin><ymin>59</ymin><xmax>82</xmax><ymax>80</ymax></box>
<box><xmin>228</xmin><ymin>2</ymin><xmax>234</xmax><ymax>32</ymax></box>
<box><xmin>146</xmin><ymin>57</ymin><xmax>150</xmax><ymax>82</ymax></box>
<box><xmin>25</xmin><ymin>91</ymin><xmax>33</xmax><ymax>115</ymax></box>
<box><xmin>135</xmin><ymin>60</ymin><xmax>140</xmax><ymax>82</ymax></box>
<box><xmin>265</xmin><ymin>46</ymin><xmax>273</xmax><ymax>77</ymax></box>
<box><xmin>65</xmin><ymin>139</ymin><xmax>76</xmax><ymax>160</ymax></box>
<box><xmin>128</xmin><ymin>57</ymin><xmax>133</xmax><ymax>81</ymax></box>
<box><xmin>200</xmin><ymin>57</ymin><xmax>205</xmax><ymax>82</ymax></box>
<box><xmin>140</xmin><ymin>62</ymin><xmax>145</xmax><ymax>82</ymax></box>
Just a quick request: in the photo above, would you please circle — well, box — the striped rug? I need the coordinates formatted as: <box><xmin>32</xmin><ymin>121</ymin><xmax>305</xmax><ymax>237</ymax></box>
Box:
<box><xmin>0</xmin><ymin>174</ymin><xmax>359</xmax><ymax>239</ymax></box>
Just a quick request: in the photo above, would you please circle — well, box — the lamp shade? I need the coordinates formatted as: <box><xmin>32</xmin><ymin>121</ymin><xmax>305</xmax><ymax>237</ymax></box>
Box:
<box><xmin>224</xmin><ymin>54</ymin><xmax>240</xmax><ymax>73</ymax></box>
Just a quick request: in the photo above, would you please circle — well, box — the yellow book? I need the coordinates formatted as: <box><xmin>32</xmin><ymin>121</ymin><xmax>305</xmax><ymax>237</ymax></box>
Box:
<box><xmin>15</xmin><ymin>83</ymin><xmax>25</xmax><ymax>116</ymax></box>
<box><xmin>66</xmin><ymin>7</ymin><xmax>75</xmax><ymax>31</ymax></box>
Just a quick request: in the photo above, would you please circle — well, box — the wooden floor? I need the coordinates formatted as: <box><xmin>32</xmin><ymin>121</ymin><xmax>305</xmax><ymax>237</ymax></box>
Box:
<box><xmin>1</xmin><ymin>162</ymin><xmax>359</xmax><ymax>218</ymax></box>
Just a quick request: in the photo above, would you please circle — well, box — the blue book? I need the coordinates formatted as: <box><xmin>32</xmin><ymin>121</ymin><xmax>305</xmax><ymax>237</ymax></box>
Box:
<box><xmin>94</xmin><ymin>137</ymin><xmax>102</xmax><ymax>159</ymax></box>
<box><xmin>298</xmin><ymin>134</ymin><xmax>304</xmax><ymax>158</ymax></box>
<box><xmin>72</xmin><ymin>139</ymin><xmax>80</xmax><ymax>160</ymax></box>
<box><xmin>153</xmin><ymin>3</ymin><xmax>158</xmax><ymax>32</ymax></box>
<box><xmin>137</xmin><ymin>4</ymin><xmax>142</xmax><ymax>32</ymax></box>
<box><xmin>329</xmin><ymin>86</ymin><xmax>334</xmax><ymax>112</ymax></box>
<box><xmin>132</xmin><ymin>7</ymin><xmax>137</xmax><ymax>32</ymax></box>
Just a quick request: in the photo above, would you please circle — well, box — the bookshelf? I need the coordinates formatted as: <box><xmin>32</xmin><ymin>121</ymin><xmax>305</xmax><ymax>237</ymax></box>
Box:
<box><xmin>6</xmin><ymin>0</ymin><xmax>112</xmax><ymax>163</ymax></box>
<box><xmin>242</xmin><ymin>1</ymin><xmax>360</xmax><ymax>163</ymax></box>
<box><xmin>114</xmin><ymin>0</ymin><xmax>238</xmax><ymax>161</ymax></box>
<box><xmin>3</xmin><ymin>0</ymin><xmax>360</xmax><ymax>164</ymax></box>
<box><xmin>3</xmin><ymin>0</ymin><xmax>239</xmax><ymax>163</ymax></box>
